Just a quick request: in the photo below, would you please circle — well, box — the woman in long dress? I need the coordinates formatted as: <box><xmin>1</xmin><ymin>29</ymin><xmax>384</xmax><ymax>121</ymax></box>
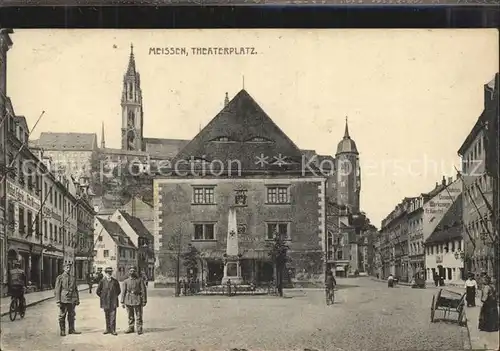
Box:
<box><xmin>464</xmin><ymin>274</ymin><xmax>478</xmax><ymax>307</ymax></box>
<box><xmin>478</xmin><ymin>275</ymin><xmax>499</xmax><ymax>332</ymax></box>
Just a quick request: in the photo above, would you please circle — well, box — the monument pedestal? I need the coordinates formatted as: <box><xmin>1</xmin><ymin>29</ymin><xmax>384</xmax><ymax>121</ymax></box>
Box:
<box><xmin>222</xmin><ymin>257</ymin><xmax>243</xmax><ymax>285</ymax></box>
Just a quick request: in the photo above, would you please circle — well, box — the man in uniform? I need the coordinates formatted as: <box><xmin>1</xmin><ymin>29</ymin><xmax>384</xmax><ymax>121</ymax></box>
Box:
<box><xmin>121</xmin><ymin>266</ymin><xmax>147</xmax><ymax>335</ymax></box>
<box><xmin>8</xmin><ymin>261</ymin><xmax>27</xmax><ymax>313</ymax></box>
<box><xmin>55</xmin><ymin>263</ymin><xmax>81</xmax><ymax>336</ymax></box>
<box><xmin>96</xmin><ymin>267</ymin><xmax>121</xmax><ymax>335</ymax></box>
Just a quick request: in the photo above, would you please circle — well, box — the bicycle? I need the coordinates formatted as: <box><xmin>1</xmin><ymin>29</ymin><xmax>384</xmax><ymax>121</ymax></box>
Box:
<box><xmin>9</xmin><ymin>295</ymin><xmax>26</xmax><ymax>321</ymax></box>
<box><xmin>325</xmin><ymin>287</ymin><xmax>335</xmax><ymax>305</ymax></box>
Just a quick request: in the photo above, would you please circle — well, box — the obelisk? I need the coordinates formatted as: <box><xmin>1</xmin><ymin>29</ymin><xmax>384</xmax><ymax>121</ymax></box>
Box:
<box><xmin>222</xmin><ymin>207</ymin><xmax>243</xmax><ymax>284</ymax></box>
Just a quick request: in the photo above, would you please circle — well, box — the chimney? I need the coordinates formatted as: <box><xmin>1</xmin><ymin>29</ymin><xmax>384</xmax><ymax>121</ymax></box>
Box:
<box><xmin>448</xmin><ymin>177</ymin><xmax>453</xmax><ymax>185</ymax></box>
<box><xmin>435</xmin><ymin>182</ymin><xmax>439</xmax><ymax>188</ymax></box>
<box><xmin>442</xmin><ymin>176</ymin><xmax>446</xmax><ymax>186</ymax></box>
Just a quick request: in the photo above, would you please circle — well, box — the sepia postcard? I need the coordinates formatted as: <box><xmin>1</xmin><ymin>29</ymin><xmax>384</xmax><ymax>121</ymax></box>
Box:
<box><xmin>0</xmin><ymin>29</ymin><xmax>499</xmax><ymax>351</ymax></box>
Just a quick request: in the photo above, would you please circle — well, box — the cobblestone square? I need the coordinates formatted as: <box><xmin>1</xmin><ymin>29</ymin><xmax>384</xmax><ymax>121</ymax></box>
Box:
<box><xmin>1</xmin><ymin>279</ymin><xmax>469</xmax><ymax>351</ymax></box>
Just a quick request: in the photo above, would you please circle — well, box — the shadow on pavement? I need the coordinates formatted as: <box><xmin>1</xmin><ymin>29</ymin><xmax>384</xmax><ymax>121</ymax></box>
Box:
<box><xmin>144</xmin><ymin>327</ymin><xmax>177</xmax><ymax>333</ymax></box>
<box><xmin>336</xmin><ymin>284</ymin><xmax>360</xmax><ymax>290</ymax></box>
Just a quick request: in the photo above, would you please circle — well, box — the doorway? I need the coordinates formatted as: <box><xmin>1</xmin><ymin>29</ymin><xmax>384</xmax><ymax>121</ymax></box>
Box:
<box><xmin>207</xmin><ymin>261</ymin><xmax>223</xmax><ymax>286</ymax></box>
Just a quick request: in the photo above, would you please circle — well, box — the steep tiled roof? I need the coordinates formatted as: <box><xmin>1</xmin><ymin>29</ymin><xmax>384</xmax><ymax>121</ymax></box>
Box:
<box><xmin>98</xmin><ymin>218</ymin><xmax>136</xmax><ymax>248</ymax></box>
<box><xmin>171</xmin><ymin>89</ymin><xmax>314</xmax><ymax>173</ymax></box>
<box><xmin>38</xmin><ymin>132</ymin><xmax>97</xmax><ymax>151</ymax></box>
<box><xmin>425</xmin><ymin>195</ymin><xmax>463</xmax><ymax>244</ymax></box>
<box><xmin>143</xmin><ymin>138</ymin><xmax>190</xmax><ymax>159</ymax></box>
<box><xmin>118</xmin><ymin>210</ymin><xmax>154</xmax><ymax>240</ymax></box>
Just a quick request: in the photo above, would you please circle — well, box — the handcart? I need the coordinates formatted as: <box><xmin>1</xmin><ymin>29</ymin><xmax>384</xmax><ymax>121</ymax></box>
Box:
<box><xmin>430</xmin><ymin>288</ymin><xmax>466</xmax><ymax>325</ymax></box>
<box><xmin>411</xmin><ymin>271</ymin><xmax>426</xmax><ymax>289</ymax></box>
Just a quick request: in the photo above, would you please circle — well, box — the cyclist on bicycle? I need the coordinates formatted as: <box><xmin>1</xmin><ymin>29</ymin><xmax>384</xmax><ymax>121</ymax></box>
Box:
<box><xmin>325</xmin><ymin>270</ymin><xmax>336</xmax><ymax>302</ymax></box>
<box><xmin>8</xmin><ymin>261</ymin><xmax>27</xmax><ymax>312</ymax></box>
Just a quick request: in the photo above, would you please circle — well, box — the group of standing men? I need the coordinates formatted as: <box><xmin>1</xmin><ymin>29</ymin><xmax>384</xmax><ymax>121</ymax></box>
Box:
<box><xmin>55</xmin><ymin>263</ymin><xmax>147</xmax><ymax>336</ymax></box>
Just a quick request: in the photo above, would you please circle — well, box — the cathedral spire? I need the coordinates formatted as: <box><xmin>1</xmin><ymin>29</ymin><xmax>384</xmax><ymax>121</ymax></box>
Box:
<box><xmin>126</xmin><ymin>43</ymin><xmax>136</xmax><ymax>76</ymax></box>
<box><xmin>101</xmin><ymin>121</ymin><xmax>106</xmax><ymax>149</ymax></box>
<box><xmin>344</xmin><ymin>116</ymin><xmax>350</xmax><ymax>139</ymax></box>
<box><xmin>224</xmin><ymin>92</ymin><xmax>229</xmax><ymax>107</ymax></box>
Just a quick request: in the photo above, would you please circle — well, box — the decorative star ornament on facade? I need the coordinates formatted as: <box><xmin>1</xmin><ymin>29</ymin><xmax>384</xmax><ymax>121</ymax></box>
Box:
<box><xmin>255</xmin><ymin>154</ymin><xmax>269</xmax><ymax>167</ymax></box>
<box><xmin>273</xmin><ymin>153</ymin><xmax>287</xmax><ymax>166</ymax></box>
<box><xmin>229</xmin><ymin>230</ymin><xmax>236</xmax><ymax>237</ymax></box>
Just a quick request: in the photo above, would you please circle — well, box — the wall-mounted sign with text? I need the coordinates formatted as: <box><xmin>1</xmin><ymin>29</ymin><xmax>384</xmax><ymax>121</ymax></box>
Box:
<box><xmin>7</xmin><ymin>181</ymin><xmax>41</xmax><ymax>212</ymax></box>
<box><xmin>423</xmin><ymin>178</ymin><xmax>462</xmax><ymax>241</ymax></box>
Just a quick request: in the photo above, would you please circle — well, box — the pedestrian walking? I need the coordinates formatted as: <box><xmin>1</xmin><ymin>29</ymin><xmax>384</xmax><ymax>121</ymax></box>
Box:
<box><xmin>87</xmin><ymin>272</ymin><xmax>94</xmax><ymax>294</ymax></box>
<box><xmin>478</xmin><ymin>275</ymin><xmax>499</xmax><ymax>332</ymax></box>
<box><xmin>464</xmin><ymin>273</ymin><xmax>478</xmax><ymax>307</ymax></box>
<box><xmin>433</xmin><ymin>272</ymin><xmax>439</xmax><ymax>287</ymax></box>
<box><xmin>96</xmin><ymin>267</ymin><xmax>121</xmax><ymax>336</ymax></box>
<box><xmin>141</xmin><ymin>271</ymin><xmax>148</xmax><ymax>287</ymax></box>
<box><xmin>54</xmin><ymin>263</ymin><xmax>81</xmax><ymax>336</ymax></box>
<box><xmin>121</xmin><ymin>266</ymin><xmax>147</xmax><ymax>335</ymax></box>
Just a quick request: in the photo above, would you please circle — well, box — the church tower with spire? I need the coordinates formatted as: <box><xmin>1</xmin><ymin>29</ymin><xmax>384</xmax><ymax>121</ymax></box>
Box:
<box><xmin>335</xmin><ymin>117</ymin><xmax>361</xmax><ymax>214</ymax></box>
<box><xmin>121</xmin><ymin>43</ymin><xmax>144</xmax><ymax>151</ymax></box>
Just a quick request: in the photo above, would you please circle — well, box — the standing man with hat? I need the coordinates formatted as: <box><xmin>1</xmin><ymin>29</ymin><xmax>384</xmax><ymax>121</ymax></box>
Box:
<box><xmin>96</xmin><ymin>267</ymin><xmax>121</xmax><ymax>335</ymax></box>
<box><xmin>54</xmin><ymin>262</ymin><xmax>80</xmax><ymax>336</ymax></box>
<box><xmin>121</xmin><ymin>266</ymin><xmax>147</xmax><ymax>335</ymax></box>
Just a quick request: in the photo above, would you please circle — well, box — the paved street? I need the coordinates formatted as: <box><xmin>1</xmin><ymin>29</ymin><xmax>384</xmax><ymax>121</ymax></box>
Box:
<box><xmin>1</xmin><ymin>278</ymin><xmax>469</xmax><ymax>351</ymax></box>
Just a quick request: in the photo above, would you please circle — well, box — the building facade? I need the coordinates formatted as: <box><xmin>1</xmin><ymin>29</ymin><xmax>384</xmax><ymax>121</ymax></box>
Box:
<box><xmin>379</xmin><ymin>200</ymin><xmax>410</xmax><ymax>282</ymax></box>
<box><xmin>424</xmin><ymin>194</ymin><xmax>464</xmax><ymax>285</ymax></box>
<box><xmin>108</xmin><ymin>209</ymin><xmax>154</xmax><ymax>280</ymax></box>
<box><xmin>93</xmin><ymin>217</ymin><xmax>137</xmax><ymax>281</ymax></box>
<box><xmin>458</xmin><ymin>74</ymin><xmax>498</xmax><ymax>280</ymax></box>
<box><xmin>30</xmin><ymin>132</ymin><xmax>99</xmax><ymax>179</ymax></box>
<box><xmin>74</xmin><ymin>179</ymin><xmax>96</xmax><ymax>283</ymax></box>
<box><xmin>407</xmin><ymin>196</ymin><xmax>425</xmax><ymax>279</ymax></box>
<box><xmin>154</xmin><ymin>89</ymin><xmax>329</xmax><ymax>286</ymax></box>
<box><xmin>0</xmin><ymin>28</ymin><xmax>14</xmax><ymax>295</ymax></box>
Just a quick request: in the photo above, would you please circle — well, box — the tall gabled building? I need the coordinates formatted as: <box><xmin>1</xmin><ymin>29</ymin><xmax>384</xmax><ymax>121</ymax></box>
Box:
<box><xmin>154</xmin><ymin>89</ymin><xmax>329</xmax><ymax>286</ymax></box>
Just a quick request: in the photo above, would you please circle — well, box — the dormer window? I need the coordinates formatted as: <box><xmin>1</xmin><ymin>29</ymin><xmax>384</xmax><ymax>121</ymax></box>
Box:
<box><xmin>211</xmin><ymin>136</ymin><xmax>233</xmax><ymax>142</ymax></box>
<box><xmin>246</xmin><ymin>136</ymin><xmax>272</xmax><ymax>143</ymax></box>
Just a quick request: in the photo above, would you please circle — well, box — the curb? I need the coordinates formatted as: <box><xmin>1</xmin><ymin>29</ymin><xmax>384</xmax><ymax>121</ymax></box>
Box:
<box><xmin>463</xmin><ymin>316</ymin><xmax>473</xmax><ymax>350</ymax></box>
<box><xmin>0</xmin><ymin>286</ymin><xmax>89</xmax><ymax>317</ymax></box>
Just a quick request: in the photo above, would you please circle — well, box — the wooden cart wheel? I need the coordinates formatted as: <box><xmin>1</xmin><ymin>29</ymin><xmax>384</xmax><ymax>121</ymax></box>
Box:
<box><xmin>430</xmin><ymin>295</ymin><xmax>436</xmax><ymax>323</ymax></box>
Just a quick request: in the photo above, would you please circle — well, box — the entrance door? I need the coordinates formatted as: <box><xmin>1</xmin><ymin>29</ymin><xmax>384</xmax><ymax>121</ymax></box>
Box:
<box><xmin>207</xmin><ymin>261</ymin><xmax>223</xmax><ymax>285</ymax></box>
<box><xmin>259</xmin><ymin>262</ymin><xmax>273</xmax><ymax>283</ymax></box>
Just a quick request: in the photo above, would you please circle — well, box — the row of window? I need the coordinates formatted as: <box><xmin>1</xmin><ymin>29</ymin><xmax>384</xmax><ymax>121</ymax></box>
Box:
<box><xmin>192</xmin><ymin>186</ymin><xmax>290</xmax><ymax>205</ymax></box>
<box><xmin>409</xmin><ymin>241</ymin><xmax>423</xmax><ymax>255</ymax></box>
<box><xmin>425</xmin><ymin>240</ymin><xmax>462</xmax><ymax>255</ymax></box>
<box><xmin>408</xmin><ymin>218</ymin><xmax>423</xmax><ymax>232</ymax></box>
<box><xmin>6</xmin><ymin>154</ymin><xmax>80</xmax><ymax>221</ymax></box>
<box><xmin>7</xmin><ymin>203</ymin><xmax>39</xmax><ymax>236</ymax></box>
<box><xmin>462</xmin><ymin>135</ymin><xmax>483</xmax><ymax>174</ymax></box>
<box><xmin>192</xmin><ymin>222</ymin><xmax>291</xmax><ymax>241</ymax></box>
<box><xmin>464</xmin><ymin>174</ymin><xmax>491</xmax><ymax>204</ymax></box>
<box><xmin>465</xmin><ymin>214</ymin><xmax>493</xmax><ymax>240</ymax></box>
<box><xmin>7</xmin><ymin>201</ymin><xmax>81</xmax><ymax>244</ymax></box>
<box><xmin>98</xmin><ymin>248</ymin><xmax>136</xmax><ymax>260</ymax></box>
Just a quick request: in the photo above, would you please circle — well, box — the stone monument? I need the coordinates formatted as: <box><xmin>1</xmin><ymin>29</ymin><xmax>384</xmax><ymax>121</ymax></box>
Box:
<box><xmin>221</xmin><ymin>207</ymin><xmax>243</xmax><ymax>285</ymax></box>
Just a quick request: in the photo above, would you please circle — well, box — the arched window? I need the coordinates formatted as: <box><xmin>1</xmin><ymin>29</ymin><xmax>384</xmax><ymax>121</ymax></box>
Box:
<box><xmin>128</xmin><ymin>82</ymin><xmax>133</xmax><ymax>100</ymax></box>
<box><xmin>128</xmin><ymin>110</ymin><xmax>134</xmax><ymax>128</ymax></box>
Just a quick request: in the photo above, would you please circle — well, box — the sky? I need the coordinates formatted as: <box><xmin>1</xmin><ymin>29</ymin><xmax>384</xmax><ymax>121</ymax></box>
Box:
<box><xmin>6</xmin><ymin>29</ymin><xmax>499</xmax><ymax>228</ymax></box>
